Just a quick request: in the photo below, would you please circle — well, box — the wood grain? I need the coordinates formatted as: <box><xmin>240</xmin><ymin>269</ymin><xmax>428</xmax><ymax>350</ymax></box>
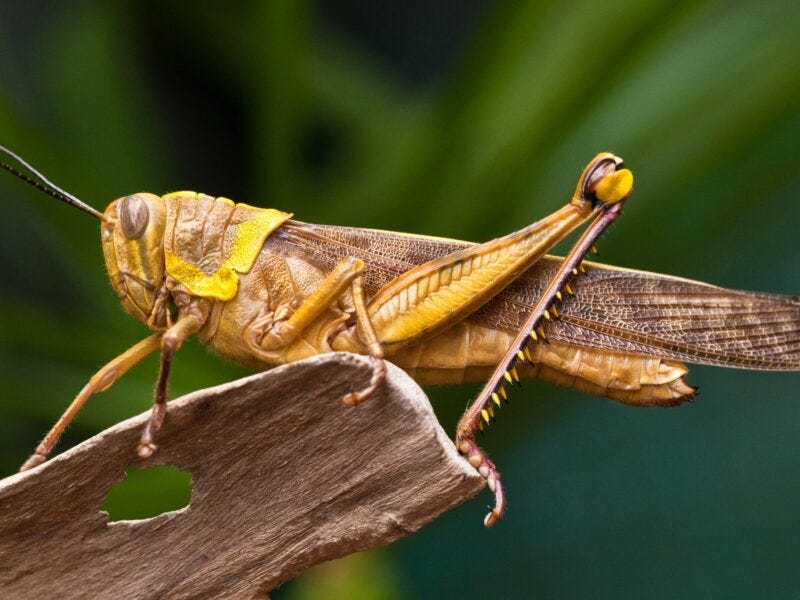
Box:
<box><xmin>0</xmin><ymin>353</ymin><xmax>483</xmax><ymax>599</ymax></box>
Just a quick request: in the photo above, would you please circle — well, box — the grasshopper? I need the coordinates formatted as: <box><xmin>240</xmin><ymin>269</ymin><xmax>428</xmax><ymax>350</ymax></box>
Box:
<box><xmin>2</xmin><ymin>146</ymin><xmax>798</xmax><ymax>527</ymax></box>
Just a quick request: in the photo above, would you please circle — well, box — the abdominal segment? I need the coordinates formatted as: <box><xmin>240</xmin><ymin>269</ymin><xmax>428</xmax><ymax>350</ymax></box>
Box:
<box><xmin>390</xmin><ymin>321</ymin><xmax>696</xmax><ymax>407</ymax></box>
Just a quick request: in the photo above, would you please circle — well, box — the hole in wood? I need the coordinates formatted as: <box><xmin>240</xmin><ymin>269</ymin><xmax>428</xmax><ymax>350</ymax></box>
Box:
<box><xmin>102</xmin><ymin>465</ymin><xmax>192</xmax><ymax>522</ymax></box>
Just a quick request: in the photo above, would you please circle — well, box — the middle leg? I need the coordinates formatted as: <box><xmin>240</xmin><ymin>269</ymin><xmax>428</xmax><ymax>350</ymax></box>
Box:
<box><xmin>246</xmin><ymin>256</ymin><xmax>387</xmax><ymax>405</ymax></box>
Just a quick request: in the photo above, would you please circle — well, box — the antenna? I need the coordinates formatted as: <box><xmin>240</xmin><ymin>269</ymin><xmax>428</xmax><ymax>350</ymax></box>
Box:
<box><xmin>0</xmin><ymin>144</ymin><xmax>105</xmax><ymax>220</ymax></box>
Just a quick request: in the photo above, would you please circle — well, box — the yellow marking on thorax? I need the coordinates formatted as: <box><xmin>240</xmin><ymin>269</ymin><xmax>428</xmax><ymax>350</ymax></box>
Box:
<box><xmin>164</xmin><ymin>193</ymin><xmax>291</xmax><ymax>300</ymax></box>
<box><xmin>164</xmin><ymin>253</ymin><xmax>239</xmax><ymax>300</ymax></box>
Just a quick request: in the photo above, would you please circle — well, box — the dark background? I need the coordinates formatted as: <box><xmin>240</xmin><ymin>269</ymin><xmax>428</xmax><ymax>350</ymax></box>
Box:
<box><xmin>1</xmin><ymin>2</ymin><xmax>800</xmax><ymax>598</ymax></box>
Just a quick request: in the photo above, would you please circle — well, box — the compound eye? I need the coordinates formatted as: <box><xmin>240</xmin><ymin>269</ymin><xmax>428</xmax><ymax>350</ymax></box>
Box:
<box><xmin>118</xmin><ymin>194</ymin><xmax>150</xmax><ymax>240</ymax></box>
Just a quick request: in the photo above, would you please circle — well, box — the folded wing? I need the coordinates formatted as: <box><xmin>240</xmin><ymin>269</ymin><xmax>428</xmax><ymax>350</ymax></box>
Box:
<box><xmin>276</xmin><ymin>221</ymin><xmax>800</xmax><ymax>371</ymax></box>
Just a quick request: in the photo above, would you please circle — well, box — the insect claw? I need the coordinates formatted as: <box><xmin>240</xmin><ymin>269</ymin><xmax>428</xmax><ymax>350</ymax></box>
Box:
<box><xmin>555</xmin><ymin>291</ymin><xmax>563</xmax><ymax>301</ymax></box>
<box><xmin>457</xmin><ymin>438</ymin><xmax>505</xmax><ymax>527</ymax></box>
<box><xmin>511</xmin><ymin>366</ymin><xmax>520</xmax><ymax>383</ymax></box>
<box><xmin>481</xmin><ymin>409</ymin><xmax>491</xmax><ymax>424</ymax></box>
<box><xmin>550</xmin><ymin>304</ymin><xmax>559</xmax><ymax>318</ymax></box>
<box><xmin>492</xmin><ymin>392</ymin><xmax>502</xmax><ymax>407</ymax></box>
<box><xmin>529</xmin><ymin>330</ymin><xmax>538</xmax><ymax>341</ymax></box>
<box><xmin>517</xmin><ymin>350</ymin><xmax>527</xmax><ymax>363</ymax></box>
<box><xmin>498</xmin><ymin>385</ymin><xmax>508</xmax><ymax>401</ymax></box>
<box><xmin>565</xmin><ymin>283</ymin><xmax>574</xmax><ymax>295</ymax></box>
<box><xmin>503</xmin><ymin>371</ymin><xmax>514</xmax><ymax>384</ymax></box>
<box><xmin>484</xmin><ymin>476</ymin><xmax>505</xmax><ymax>527</ymax></box>
<box><xmin>137</xmin><ymin>441</ymin><xmax>157</xmax><ymax>459</ymax></box>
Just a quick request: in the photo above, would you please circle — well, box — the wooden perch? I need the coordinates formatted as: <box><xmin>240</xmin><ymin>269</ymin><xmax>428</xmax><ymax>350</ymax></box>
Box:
<box><xmin>0</xmin><ymin>353</ymin><xmax>483</xmax><ymax>599</ymax></box>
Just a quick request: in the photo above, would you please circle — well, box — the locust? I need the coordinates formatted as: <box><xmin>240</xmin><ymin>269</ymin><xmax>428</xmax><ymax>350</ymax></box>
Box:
<box><xmin>2</xmin><ymin>146</ymin><xmax>799</xmax><ymax>527</ymax></box>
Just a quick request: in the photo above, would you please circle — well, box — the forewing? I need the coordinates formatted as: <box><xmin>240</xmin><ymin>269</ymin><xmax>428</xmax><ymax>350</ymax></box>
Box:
<box><xmin>487</xmin><ymin>261</ymin><xmax>800</xmax><ymax>370</ymax></box>
<box><xmin>276</xmin><ymin>221</ymin><xmax>800</xmax><ymax>370</ymax></box>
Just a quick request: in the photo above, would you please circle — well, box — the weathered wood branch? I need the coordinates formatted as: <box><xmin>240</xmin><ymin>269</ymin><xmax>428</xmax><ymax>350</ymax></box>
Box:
<box><xmin>0</xmin><ymin>353</ymin><xmax>483</xmax><ymax>599</ymax></box>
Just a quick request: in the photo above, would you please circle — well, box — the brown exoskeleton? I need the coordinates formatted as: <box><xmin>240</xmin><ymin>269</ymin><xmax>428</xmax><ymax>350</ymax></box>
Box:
<box><xmin>2</xmin><ymin>146</ymin><xmax>798</xmax><ymax>526</ymax></box>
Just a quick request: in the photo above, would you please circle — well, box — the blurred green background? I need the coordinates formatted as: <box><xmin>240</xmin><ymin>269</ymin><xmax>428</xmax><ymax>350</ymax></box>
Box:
<box><xmin>1</xmin><ymin>1</ymin><xmax>800</xmax><ymax>598</ymax></box>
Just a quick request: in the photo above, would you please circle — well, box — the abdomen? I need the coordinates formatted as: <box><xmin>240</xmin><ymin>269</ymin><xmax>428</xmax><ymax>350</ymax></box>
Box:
<box><xmin>390</xmin><ymin>321</ymin><xmax>696</xmax><ymax>406</ymax></box>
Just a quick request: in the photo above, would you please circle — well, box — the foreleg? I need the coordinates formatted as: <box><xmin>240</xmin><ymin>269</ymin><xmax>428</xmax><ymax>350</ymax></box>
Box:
<box><xmin>20</xmin><ymin>335</ymin><xmax>162</xmax><ymax>470</ymax></box>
